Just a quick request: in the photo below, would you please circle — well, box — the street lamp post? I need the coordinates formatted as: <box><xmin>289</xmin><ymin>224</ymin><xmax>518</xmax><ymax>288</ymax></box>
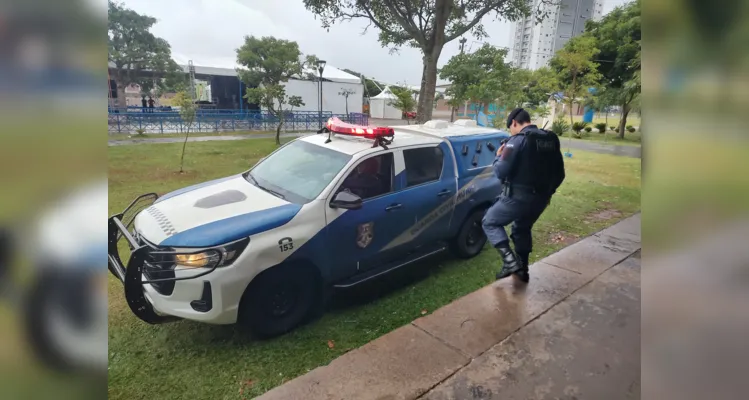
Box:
<box><xmin>317</xmin><ymin>60</ymin><xmax>327</xmax><ymax>129</ymax></box>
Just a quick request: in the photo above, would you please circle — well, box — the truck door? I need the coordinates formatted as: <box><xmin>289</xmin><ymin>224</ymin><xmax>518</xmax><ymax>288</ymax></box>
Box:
<box><xmin>385</xmin><ymin>142</ymin><xmax>457</xmax><ymax>250</ymax></box>
<box><xmin>324</xmin><ymin>151</ymin><xmax>415</xmax><ymax>276</ymax></box>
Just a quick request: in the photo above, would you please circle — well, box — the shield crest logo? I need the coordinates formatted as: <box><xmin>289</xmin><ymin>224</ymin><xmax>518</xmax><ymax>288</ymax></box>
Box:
<box><xmin>356</xmin><ymin>222</ymin><xmax>374</xmax><ymax>249</ymax></box>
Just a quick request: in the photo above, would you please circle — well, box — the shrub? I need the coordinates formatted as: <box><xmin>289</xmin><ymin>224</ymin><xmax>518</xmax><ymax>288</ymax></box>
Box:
<box><xmin>609</xmin><ymin>125</ymin><xmax>616</xmax><ymax>131</ymax></box>
<box><xmin>626</xmin><ymin>125</ymin><xmax>636</xmax><ymax>133</ymax></box>
<box><xmin>572</xmin><ymin>131</ymin><xmax>584</xmax><ymax>139</ymax></box>
<box><xmin>584</xmin><ymin>126</ymin><xmax>592</xmax><ymax>133</ymax></box>
<box><xmin>551</xmin><ymin>118</ymin><xmax>569</xmax><ymax>136</ymax></box>
<box><xmin>595</xmin><ymin>123</ymin><xmax>607</xmax><ymax>133</ymax></box>
<box><xmin>135</xmin><ymin>128</ymin><xmax>146</xmax><ymax>136</ymax></box>
<box><xmin>571</xmin><ymin>121</ymin><xmax>588</xmax><ymax>133</ymax></box>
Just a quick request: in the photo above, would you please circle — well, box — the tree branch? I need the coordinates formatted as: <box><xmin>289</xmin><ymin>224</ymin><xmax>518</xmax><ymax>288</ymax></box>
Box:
<box><xmin>445</xmin><ymin>1</ymin><xmax>502</xmax><ymax>43</ymax></box>
<box><xmin>381</xmin><ymin>0</ymin><xmax>426</xmax><ymax>46</ymax></box>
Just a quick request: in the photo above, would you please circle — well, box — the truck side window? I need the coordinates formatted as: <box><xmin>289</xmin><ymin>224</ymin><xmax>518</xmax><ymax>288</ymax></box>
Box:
<box><xmin>338</xmin><ymin>153</ymin><xmax>394</xmax><ymax>200</ymax></box>
<box><xmin>403</xmin><ymin>146</ymin><xmax>444</xmax><ymax>187</ymax></box>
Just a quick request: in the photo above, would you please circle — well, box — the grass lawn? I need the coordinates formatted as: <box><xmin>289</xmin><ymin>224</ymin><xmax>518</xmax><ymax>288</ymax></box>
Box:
<box><xmin>108</xmin><ymin>139</ymin><xmax>641</xmax><ymax>399</ymax></box>
<box><xmin>563</xmin><ymin>130</ymin><xmax>642</xmax><ymax>146</ymax></box>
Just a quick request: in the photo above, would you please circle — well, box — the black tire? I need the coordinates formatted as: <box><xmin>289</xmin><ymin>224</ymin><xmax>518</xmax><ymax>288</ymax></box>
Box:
<box><xmin>450</xmin><ymin>209</ymin><xmax>488</xmax><ymax>259</ymax></box>
<box><xmin>238</xmin><ymin>263</ymin><xmax>322</xmax><ymax>339</ymax></box>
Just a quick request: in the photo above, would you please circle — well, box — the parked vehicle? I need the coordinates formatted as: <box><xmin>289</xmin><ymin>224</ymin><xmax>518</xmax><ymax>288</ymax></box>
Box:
<box><xmin>108</xmin><ymin>117</ymin><xmax>509</xmax><ymax>338</ymax></box>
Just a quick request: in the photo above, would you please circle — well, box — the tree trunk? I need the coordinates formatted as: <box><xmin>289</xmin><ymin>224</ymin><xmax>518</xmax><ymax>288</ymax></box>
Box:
<box><xmin>116</xmin><ymin>82</ymin><xmax>127</xmax><ymax>109</ymax></box>
<box><xmin>345</xmin><ymin>97</ymin><xmax>349</xmax><ymax>116</ymax></box>
<box><xmin>416</xmin><ymin>49</ymin><xmax>442</xmax><ymax>123</ymax></box>
<box><xmin>569</xmin><ymin>100</ymin><xmax>574</xmax><ymax>128</ymax></box>
<box><xmin>179</xmin><ymin>126</ymin><xmax>190</xmax><ymax>173</ymax></box>
<box><xmin>275</xmin><ymin>117</ymin><xmax>283</xmax><ymax>145</ymax></box>
<box><xmin>450</xmin><ymin>105</ymin><xmax>455</xmax><ymax>122</ymax></box>
<box><xmin>618</xmin><ymin>103</ymin><xmax>630</xmax><ymax>139</ymax></box>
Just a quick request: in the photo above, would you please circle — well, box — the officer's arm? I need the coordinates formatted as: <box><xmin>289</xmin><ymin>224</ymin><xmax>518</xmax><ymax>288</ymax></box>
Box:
<box><xmin>492</xmin><ymin>136</ymin><xmax>523</xmax><ymax>180</ymax></box>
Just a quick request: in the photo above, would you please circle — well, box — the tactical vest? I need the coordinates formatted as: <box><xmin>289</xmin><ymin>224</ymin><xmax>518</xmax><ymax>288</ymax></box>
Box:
<box><xmin>507</xmin><ymin>127</ymin><xmax>561</xmax><ymax>195</ymax></box>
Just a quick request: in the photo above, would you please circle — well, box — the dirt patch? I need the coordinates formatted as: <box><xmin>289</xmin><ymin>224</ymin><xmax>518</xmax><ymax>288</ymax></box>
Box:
<box><xmin>548</xmin><ymin>231</ymin><xmax>580</xmax><ymax>246</ymax></box>
<box><xmin>587</xmin><ymin>208</ymin><xmax>623</xmax><ymax>222</ymax></box>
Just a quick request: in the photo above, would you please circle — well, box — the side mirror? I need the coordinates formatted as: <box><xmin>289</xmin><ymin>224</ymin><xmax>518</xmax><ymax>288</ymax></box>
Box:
<box><xmin>330</xmin><ymin>191</ymin><xmax>362</xmax><ymax>210</ymax></box>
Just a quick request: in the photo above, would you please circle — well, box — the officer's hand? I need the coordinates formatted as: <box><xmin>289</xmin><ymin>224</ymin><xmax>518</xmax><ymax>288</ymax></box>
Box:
<box><xmin>497</xmin><ymin>144</ymin><xmax>505</xmax><ymax>156</ymax></box>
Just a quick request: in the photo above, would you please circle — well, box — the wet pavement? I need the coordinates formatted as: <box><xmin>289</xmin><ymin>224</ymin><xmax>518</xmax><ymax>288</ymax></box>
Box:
<box><xmin>257</xmin><ymin>214</ymin><xmax>641</xmax><ymax>400</ymax></box>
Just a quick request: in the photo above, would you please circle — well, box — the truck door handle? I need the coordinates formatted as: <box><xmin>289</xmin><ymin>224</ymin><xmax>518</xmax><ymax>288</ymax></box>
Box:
<box><xmin>437</xmin><ymin>189</ymin><xmax>452</xmax><ymax>197</ymax></box>
<box><xmin>385</xmin><ymin>203</ymin><xmax>402</xmax><ymax>212</ymax></box>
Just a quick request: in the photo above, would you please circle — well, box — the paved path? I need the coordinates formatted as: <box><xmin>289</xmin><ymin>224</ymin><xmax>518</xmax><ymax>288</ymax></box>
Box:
<box><xmin>257</xmin><ymin>214</ymin><xmax>641</xmax><ymax>400</ymax></box>
<box><xmin>109</xmin><ymin>131</ymin><xmax>641</xmax><ymax>158</ymax></box>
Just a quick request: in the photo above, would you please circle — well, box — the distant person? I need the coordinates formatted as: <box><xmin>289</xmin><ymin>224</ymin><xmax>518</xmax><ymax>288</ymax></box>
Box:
<box><xmin>141</xmin><ymin>96</ymin><xmax>147</xmax><ymax>112</ymax></box>
<box><xmin>148</xmin><ymin>96</ymin><xmax>155</xmax><ymax>112</ymax></box>
<box><xmin>482</xmin><ymin>108</ymin><xmax>565</xmax><ymax>283</ymax></box>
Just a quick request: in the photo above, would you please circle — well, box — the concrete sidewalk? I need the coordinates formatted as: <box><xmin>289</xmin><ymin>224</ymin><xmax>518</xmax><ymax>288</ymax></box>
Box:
<box><xmin>257</xmin><ymin>214</ymin><xmax>641</xmax><ymax>400</ymax></box>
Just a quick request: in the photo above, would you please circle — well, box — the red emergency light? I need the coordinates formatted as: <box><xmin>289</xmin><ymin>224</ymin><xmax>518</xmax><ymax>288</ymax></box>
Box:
<box><xmin>324</xmin><ymin>117</ymin><xmax>394</xmax><ymax>139</ymax></box>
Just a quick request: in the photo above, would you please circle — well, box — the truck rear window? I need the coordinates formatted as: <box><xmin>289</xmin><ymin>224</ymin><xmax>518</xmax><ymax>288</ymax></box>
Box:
<box><xmin>403</xmin><ymin>146</ymin><xmax>444</xmax><ymax>187</ymax></box>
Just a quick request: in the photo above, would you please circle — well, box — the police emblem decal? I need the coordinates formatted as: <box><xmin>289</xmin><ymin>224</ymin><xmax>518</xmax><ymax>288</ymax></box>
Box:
<box><xmin>356</xmin><ymin>222</ymin><xmax>374</xmax><ymax>249</ymax></box>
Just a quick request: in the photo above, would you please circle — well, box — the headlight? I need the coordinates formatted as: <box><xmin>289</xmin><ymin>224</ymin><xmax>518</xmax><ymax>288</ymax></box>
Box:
<box><xmin>173</xmin><ymin>237</ymin><xmax>249</xmax><ymax>269</ymax></box>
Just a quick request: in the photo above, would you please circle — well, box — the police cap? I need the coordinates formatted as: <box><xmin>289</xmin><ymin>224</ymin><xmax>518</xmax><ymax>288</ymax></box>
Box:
<box><xmin>506</xmin><ymin>108</ymin><xmax>531</xmax><ymax>129</ymax></box>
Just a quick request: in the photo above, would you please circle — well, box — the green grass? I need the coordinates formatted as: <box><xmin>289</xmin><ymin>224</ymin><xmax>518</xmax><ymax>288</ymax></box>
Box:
<box><xmin>108</xmin><ymin>140</ymin><xmax>641</xmax><ymax>399</ymax></box>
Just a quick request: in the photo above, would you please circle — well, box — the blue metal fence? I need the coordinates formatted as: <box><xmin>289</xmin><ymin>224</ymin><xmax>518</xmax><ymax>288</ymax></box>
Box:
<box><xmin>108</xmin><ymin>110</ymin><xmax>369</xmax><ymax>134</ymax></box>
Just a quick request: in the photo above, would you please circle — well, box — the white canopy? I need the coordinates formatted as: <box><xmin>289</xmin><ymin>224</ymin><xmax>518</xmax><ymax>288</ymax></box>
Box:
<box><xmin>372</xmin><ymin>86</ymin><xmax>397</xmax><ymax>99</ymax></box>
<box><xmin>369</xmin><ymin>86</ymin><xmax>401</xmax><ymax>119</ymax></box>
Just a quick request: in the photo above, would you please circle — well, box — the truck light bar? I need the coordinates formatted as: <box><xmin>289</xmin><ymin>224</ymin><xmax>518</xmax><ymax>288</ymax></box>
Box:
<box><xmin>318</xmin><ymin>117</ymin><xmax>394</xmax><ymax>149</ymax></box>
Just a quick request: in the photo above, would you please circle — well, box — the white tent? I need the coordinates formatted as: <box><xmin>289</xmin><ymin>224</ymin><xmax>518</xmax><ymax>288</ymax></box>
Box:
<box><xmin>369</xmin><ymin>86</ymin><xmax>402</xmax><ymax>119</ymax></box>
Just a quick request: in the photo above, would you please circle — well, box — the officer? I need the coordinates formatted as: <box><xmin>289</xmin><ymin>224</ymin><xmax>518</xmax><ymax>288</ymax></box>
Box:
<box><xmin>482</xmin><ymin>108</ymin><xmax>565</xmax><ymax>283</ymax></box>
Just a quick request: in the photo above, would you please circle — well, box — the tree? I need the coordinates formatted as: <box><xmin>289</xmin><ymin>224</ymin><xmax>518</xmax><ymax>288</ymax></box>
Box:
<box><xmin>389</xmin><ymin>87</ymin><xmax>416</xmax><ymax>124</ymax></box>
<box><xmin>304</xmin><ymin>0</ymin><xmax>554</xmax><ymax>123</ymax></box>
<box><xmin>236</xmin><ymin>36</ymin><xmax>312</xmax><ymax>145</ymax></box>
<box><xmin>339</xmin><ymin>88</ymin><xmax>357</xmax><ymax>115</ymax></box>
<box><xmin>440</xmin><ymin>44</ymin><xmax>513</xmax><ymax>121</ymax></box>
<box><xmin>522</xmin><ymin>67</ymin><xmax>560</xmax><ymax>107</ymax></box>
<box><xmin>172</xmin><ymin>91</ymin><xmax>197</xmax><ymax>173</ymax></box>
<box><xmin>108</xmin><ymin>1</ymin><xmax>182</xmax><ymax>108</ymax></box>
<box><xmin>550</xmin><ymin>35</ymin><xmax>602</xmax><ymax>127</ymax></box>
<box><xmin>585</xmin><ymin>0</ymin><xmax>641</xmax><ymax>138</ymax></box>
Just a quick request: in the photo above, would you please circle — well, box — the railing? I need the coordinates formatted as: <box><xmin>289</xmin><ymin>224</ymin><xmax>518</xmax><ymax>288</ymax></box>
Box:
<box><xmin>107</xmin><ymin>110</ymin><xmax>369</xmax><ymax>134</ymax></box>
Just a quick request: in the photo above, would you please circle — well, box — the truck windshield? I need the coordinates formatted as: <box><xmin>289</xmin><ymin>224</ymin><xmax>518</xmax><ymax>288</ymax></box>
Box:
<box><xmin>246</xmin><ymin>140</ymin><xmax>352</xmax><ymax>203</ymax></box>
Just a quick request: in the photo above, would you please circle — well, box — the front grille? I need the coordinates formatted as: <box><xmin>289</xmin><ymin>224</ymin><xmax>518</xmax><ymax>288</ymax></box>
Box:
<box><xmin>137</xmin><ymin>234</ymin><xmax>176</xmax><ymax>295</ymax></box>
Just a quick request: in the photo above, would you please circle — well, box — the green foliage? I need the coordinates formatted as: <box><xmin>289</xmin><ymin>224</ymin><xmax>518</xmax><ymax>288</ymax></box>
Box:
<box><xmin>439</xmin><ymin>44</ymin><xmax>515</xmax><ymax>118</ymax></box>
<box><xmin>552</xmin><ymin>118</ymin><xmax>570</xmax><ymax>136</ymax></box>
<box><xmin>108</xmin><ymin>1</ymin><xmax>182</xmax><ymax>106</ymax></box>
<box><xmin>572</xmin><ymin>121</ymin><xmax>589</xmax><ymax>133</ymax></box>
<box><xmin>584</xmin><ymin>126</ymin><xmax>592</xmax><ymax>132</ymax></box>
<box><xmin>595</xmin><ymin>122</ymin><xmax>607</xmax><ymax>133</ymax></box>
<box><xmin>531</xmin><ymin>104</ymin><xmax>551</xmax><ymax>120</ymax></box>
<box><xmin>342</xmin><ymin>68</ymin><xmax>383</xmax><ymax>97</ymax></box>
<box><xmin>236</xmin><ymin>36</ymin><xmax>311</xmax><ymax>144</ymax></box>
<box><xmin>627</xmin><ymin>125</ymin><xmax>636</xmax><ymax>132</ymax></box>
<box><xmin>389</xmin><ymin>87</ymin><xmax>417</xmax><ymax>122</ymax></box>
<box><xmin>550</xmin><ymin>35</ymin><xmax>602</xmax><ymax>126</ymax></box>
<box><xmin>518</xmin><ymin>67</ymin><xmax>560</xmax><ymax>107</ymax></box>
<box><xmin>573</xmin><ymin>131</ymin><xmax>584</xmax><ymax>139</ymax></box>
<box><xmin>610</xmin><ymin>125</ymin><xmax>616</xmax><ymax>131</ymax></box>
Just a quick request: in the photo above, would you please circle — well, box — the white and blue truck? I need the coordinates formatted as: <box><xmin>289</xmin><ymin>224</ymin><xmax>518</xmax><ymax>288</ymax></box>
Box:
<box><xmin>108</xmin><ymin>118</ymin><xmax>510</xmax><ymax>337</ymax></box>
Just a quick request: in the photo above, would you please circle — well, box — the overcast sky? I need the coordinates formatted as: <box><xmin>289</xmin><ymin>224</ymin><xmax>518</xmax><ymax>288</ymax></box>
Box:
<box><xmin>121</xmin><ymin>0</ymin><xmax>629</xmax><ymax>86</ymax></box>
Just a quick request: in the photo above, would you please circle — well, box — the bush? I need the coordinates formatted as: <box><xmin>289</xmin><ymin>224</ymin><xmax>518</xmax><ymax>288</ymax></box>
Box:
<box><xmin>595</xmin><ymin>123</ymin><xmax>607</xmax><ymax>133</ymax></box>
<box><xmin>551</xmin><ymin>118</ymin><xmax>569</xmax><ymax>136</ymax></box>
<box><xmin>584</xmin><ymin>126</ymin><xmax>592</xmax><ymax>133</ymax></box>
<box><xmin>609</xmin><ymin>125</ymin><xmax>616</xmax><ymax>131</ymax></box>
<box><xmin>571</xmin><ymin>121</ymin><xmax>588</xmax><ymax>133</ymax></box>
<box><xmin>626</xmin><ymin>125</ymin><xmax>636</xmax><ymax>133</ymax></box>
<box><xmin>572</xmin><ymin>131</ymin><xmax>584</xmax><ymax>139</ymax></box>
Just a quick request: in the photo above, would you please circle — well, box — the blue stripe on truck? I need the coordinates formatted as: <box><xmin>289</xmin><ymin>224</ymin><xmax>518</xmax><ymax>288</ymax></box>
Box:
<box><xmin>159</xmin><ymin>203</ymin><xmax>302</xmax><ymax>247</ymax></box>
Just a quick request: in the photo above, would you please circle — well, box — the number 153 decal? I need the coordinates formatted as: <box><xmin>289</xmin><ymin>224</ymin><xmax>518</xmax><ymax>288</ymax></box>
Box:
<box><xmin>278</xmin><ymin>237</ymin><xmax>294</xmax><ymax>252</ymax></box>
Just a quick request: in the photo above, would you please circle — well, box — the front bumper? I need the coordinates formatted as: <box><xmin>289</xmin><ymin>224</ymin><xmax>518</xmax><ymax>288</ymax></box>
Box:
<box><xmin>108</xmin><ymin>193</ymin><xmax>225</xmax><ymax>324</ymax></box>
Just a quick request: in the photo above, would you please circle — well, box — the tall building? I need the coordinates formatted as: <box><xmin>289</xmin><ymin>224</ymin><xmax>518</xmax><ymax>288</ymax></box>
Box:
<box><xmin>511</xmin><ymin>0</ymin><xmax>604</xmax><ymax>70</ymax></box>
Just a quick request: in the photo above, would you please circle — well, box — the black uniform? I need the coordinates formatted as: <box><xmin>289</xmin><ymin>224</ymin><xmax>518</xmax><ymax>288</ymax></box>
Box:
<box><xmin>482</xmin><ymin>124</ymin><xmax>565</xmax><ymax>277</ymax></box>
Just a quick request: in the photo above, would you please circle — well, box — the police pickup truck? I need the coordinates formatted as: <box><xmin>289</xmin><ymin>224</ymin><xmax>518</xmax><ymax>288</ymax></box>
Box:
<box><xmin>108</xmin><ymin>117</ymin><xmax>509</xmax><ymax>338</ymax></box>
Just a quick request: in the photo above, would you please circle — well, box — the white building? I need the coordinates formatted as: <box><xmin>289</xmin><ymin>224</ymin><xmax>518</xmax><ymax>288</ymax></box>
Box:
<box><xmin>511</xmin><ymin>0</ymin><xmax>604</xmax><ymax>70</ymax></box>
<box><xmin>282</xmin><ymin>65</ymin><xmax>364</xmax><ymax>115</ymax></box>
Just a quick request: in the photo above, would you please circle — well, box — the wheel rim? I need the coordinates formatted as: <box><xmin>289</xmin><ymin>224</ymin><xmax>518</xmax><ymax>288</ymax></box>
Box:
<box><xmin>466</xmin><ymin>220</ymin><xmax>485</xmax><ymax>248</ymax></box>
<box><xmin>266</xmin><ymin>285</ymin><xmax>298</xmax><ymax>318</ymax></box>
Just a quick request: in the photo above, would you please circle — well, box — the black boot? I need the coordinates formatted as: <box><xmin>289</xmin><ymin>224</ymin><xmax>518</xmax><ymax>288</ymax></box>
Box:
<box><xmin>495</xmin><ymin>243</ymin><xmax>522</xmax><ymax>280</ymax></box>
<box><xmin>515</xmin><ymin>252</ymin><xmax>530</xmax><ymax>283</ymax></box>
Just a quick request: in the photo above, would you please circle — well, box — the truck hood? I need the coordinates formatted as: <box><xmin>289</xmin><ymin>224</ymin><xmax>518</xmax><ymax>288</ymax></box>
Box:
<box><xmin>134</xmin><ymin>175</ymin><xmax>301</xmax><ymax>247</ymax></box>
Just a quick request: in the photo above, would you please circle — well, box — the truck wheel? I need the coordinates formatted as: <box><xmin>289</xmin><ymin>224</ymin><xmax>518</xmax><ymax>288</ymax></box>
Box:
<box><xmin>238</xmin><ymin>263</ymin><xmax>322</xmax><ymax>339</ymax></box>
<box><xmin>450</xmin><ymin>209</ymin><xmax>488</xmax><ymax>259</ymax></box>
